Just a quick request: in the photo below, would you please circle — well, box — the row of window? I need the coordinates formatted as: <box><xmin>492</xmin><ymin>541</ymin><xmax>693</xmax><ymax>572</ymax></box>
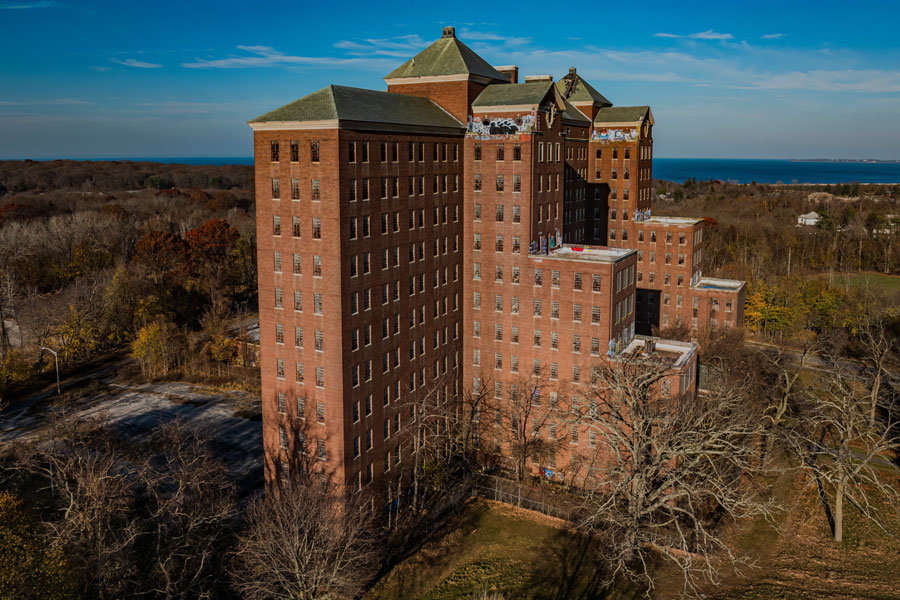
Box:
<box><xmin>474</xmin><ymin>322</ymin><xmax>607</xmax><ymax>348</ymax></box>
<box><xmin>472</xmin><ymin>356</ymin><xmax>601</xmax><ymax>382</ymax></box>
<box><xmin>270</xmin><ymin>140</ymin><xmax>317</xmax><ymax>163</ymax></box>
<box><xmin>273</xmin><ymin>251</ymin><xmax>322</xmax><ymax>277</ymax></box>
<box><xmin>349</xmin><ymin>174</ymin><xmax>460</xmax><ymax>201</ymax></box>
<box><xmin>348</xmin><ymin>140</ymin><xmax>459</xmax><ymax>164</ymax></box>
<box><xmin>637</xmin><ymin>271</ymin><xmax>686</xmax><ymax>286</ymax></box>
<box><xmin>275</xmin><ymin>358</ymin><xmax>323</xmax><ymax>386</ymax></box>
<box><xmin>593</xmin><ymin>145</ymin><xmax>652</xmax><ymax>161</ymax></box>
<box><xmin>472</xmin><ymin>293</ymin><xmax>632</xmax><ymax>319</ymax></box>
<box><xmin>472</xmin><ymin>266</ymin><xmax>606</xmax><ymax>291</ymax></box>
<box><xmin>609</xmin><ymin>229</ymin><xmax>693</xmax><ymax>245</ymax></box>
<box><xmin>349</xmin><ymin>238</ymin><xmax>458</xmax><ymax>277</ymax></box>
<box><xmin>272</xmin><ymin>215</ymin><xmax>321</xmax><ymax>238</ymax></box>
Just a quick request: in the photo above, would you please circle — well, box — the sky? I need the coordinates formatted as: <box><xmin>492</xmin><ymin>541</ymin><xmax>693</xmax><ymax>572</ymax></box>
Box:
<box><xmin>1</xmin><ymin>0</ymin><xmax>899</xmax><ymax>160</ymax></box>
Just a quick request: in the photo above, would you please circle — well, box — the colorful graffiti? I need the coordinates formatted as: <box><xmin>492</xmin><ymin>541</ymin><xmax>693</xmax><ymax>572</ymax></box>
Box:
<box><xmin>591</xmin><ymin>127</ymin><xmax>639</xmax><ymax>142</ymax></box>
<box><xmin>467</xmin><ymin>113</ymin><xmax>535</xmax><ymax>135</ymax></box>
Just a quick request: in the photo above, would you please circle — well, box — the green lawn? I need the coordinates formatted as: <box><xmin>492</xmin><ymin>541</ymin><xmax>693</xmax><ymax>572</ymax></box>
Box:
<box><xmin>368</xmin><ymin>500</ymin><xmax>641</xmax><ymax>600</ymax></box>
<box><xmin>370</xmin><ymin>470</ymin><xmax>900</xmax><ymax>600</ymax></box>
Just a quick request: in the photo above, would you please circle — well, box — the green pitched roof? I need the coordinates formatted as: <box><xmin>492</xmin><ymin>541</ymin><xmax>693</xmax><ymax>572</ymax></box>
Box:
<box><xmin>593</xmin><ymin>105</ymin><xmax>651</xmax><ymax>123</ymax></box>
<box><xmin>249</xmin><ymin>85</ymin><xmax>463</xmax><ymax>129</ymax></box>
<box><xmin>385</xmin><ymin>28</ymin><xmax>508</xmax><ymax>81</ymax></box>
<box><xmin>471</xmin><ymin>81</ymin><xmax>554</xmax><ymax>107</ymax></box>
<box><xmin>561</xmin><ymin>96</ymin><xmax>591</xmax><ymax>126</ymax></box>
<box><xmin>556</xmin><ymin>69</ymin><xmax>612</xmax><ymax>107</ymax></box>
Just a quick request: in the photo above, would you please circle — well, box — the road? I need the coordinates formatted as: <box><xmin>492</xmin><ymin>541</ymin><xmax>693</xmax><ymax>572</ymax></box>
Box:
<box><xmin>0</xmin><ymin>359</ymin><xmax>263</xmax><ymax>492</ymax></box>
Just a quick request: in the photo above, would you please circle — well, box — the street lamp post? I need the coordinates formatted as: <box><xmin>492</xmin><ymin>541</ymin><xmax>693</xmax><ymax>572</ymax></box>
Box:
<box><xmin>40</xmin><ymin>346</ymin><xmax>60</xmax><ymax>395</ymax></box>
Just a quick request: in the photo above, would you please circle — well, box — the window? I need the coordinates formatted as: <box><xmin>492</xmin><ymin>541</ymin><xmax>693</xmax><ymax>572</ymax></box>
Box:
<box><xmin>474</xmin><ymin>143</ymin><xmax>482</xmax><ymax>160</ymax></box>
<box><xmin>311</xmin><ymin>179</ymin><xmax>320</xmax><ymax>201</ymax></box>
<box><xmin>496</xmin><ymin>204</ymin><xmax>504</xmax><ymax>222</ymax></box>
<box><xmin>294</xmin><ymin>290</ymin><xmax>302</xmax><ymax>311</ymax></box>
<box><xmin>270</xmin><ymin>141</ymin><xmax>279</xmax><ymax>162</ymax></box>
<box><xmin>271</xmin><ymin>178</ymin><xmax>280</xmax><ymax>199</ymax></box>
<box><xmin>311</xmin><ymin>218</ymin><xmax>321</xmax><ymax>239</ymax></box>
<box><xmin>496</xmin><ymin>175</ymin><xmax>504</xmax><ymax>192</ymax></box>
<box><xmin>274</xmin><ymin>287</ymin><xmax>283</xmax><ymax>308</ymax></box>
<box><xmin>310</xmin><ymin>140</ymin><xmax>319</xmax><ymax>162</ymax></box>
<box><xmin>497</xmin><ymin>144</ymin><xmax>505</xmax><ymax>161</ymax></box>
<box><xmin>275</xmin><ymin>323</ymin><xmax>284</xmax><ymax>344</ymax></box>
<box><xmin>348</xmin><ymin>141</ymin><xmax>355</xmax><ymax>162</ymax></box>
<box><xmin>313</xmin><ymin>256</ymin><xmax>322</xmax><ymax>277</ymax></box>
<box><xmin>292</xmin><ymin>216</ymin><xmax>301</xmax><ymax>238</ymax></box>
<box><xmin>474</xmin><ymin>174</ymin><xmax>482</xmax><ymax>192</ymax></box>
<box><xmin>274</xmin><ymin>251</ymin><xmax>282</xmax><ymax>273</ymax></box>
<box><xmin>273</xmin><ymin>215</ymin><xmax>281</xmax><ymax>236</ymax></box>
<box><xmin>513</xmin><ymin>144</ymin><xmax>521</xmax><ymax>161</ymax></box>
<box><xmin>513</xmin><ymin>174</ymin><xmax>521</xmax><ymax>192</ymax></box>
<box><xmin>512</xmin><ymin>205</ymin><xmax>521</xmax><ymax>223</ymax></box>
<box><xmin>291</xmin><ymin>178</ymin><xmax>300</xmax><ymax>200</ymax></box>
<box><xmin>573</xmin><ymin>272</ymin><xmax>582</xmax><ymax>290</ymax></box>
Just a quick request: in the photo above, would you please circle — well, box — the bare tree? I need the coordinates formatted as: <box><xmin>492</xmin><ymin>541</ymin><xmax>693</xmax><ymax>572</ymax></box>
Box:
<box><xmin>483</xmin><ymin>369</ymin><xmax>572</xmax><ymax>481</ymax></box>
<box><xmin>856</xmin><ymin>314</ymin><xmax>897</xmax><ymax>426</ymax></box>
<box><xmin>231</xmin><ymin>474</ymin><xmax>380</xmax><ymax>600</ymax></box>
<box><xmin>141</xmin><ymin>421</ymin><xmax>237</xmax><ymax>599</ymax></box>
<box><xmin>574</xmin><ymin>356</ymin><xmax>775</xmax><ymax>596</ymax></box>
<box><xmin>789</xmin><ymin>353</ymin><xmax>900</xmax><ymax>543</ymax></box>
<box><xmin>13</xmin><ymin>415</ymin><xmax>142</xmax><ymax>598</ymax></box>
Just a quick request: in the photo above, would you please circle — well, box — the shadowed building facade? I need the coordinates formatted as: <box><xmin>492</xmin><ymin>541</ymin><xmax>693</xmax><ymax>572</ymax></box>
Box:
<box><xmin>249</xmin><ymin>26</ymin><xmax>742</xmax><ymax>495</ymax></box>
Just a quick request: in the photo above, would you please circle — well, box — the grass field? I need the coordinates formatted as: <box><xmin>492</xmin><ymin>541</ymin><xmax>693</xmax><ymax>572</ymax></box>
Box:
<box><xmin>369</xmin><ymin>470</ymin><xmax>900</xmax><ymax>600</ymax></box>
<box><xmin>368</xmin><ymin>500</ymin><xmax>641</xmax><ymax>600</ymax></box>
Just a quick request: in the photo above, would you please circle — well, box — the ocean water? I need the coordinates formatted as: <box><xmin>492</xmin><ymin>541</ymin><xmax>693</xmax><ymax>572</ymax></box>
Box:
<box><xmin>652</xmin><ymin>158</ymin><xmax>900</xmax><ymax>185</ymax></box>
<box><xmin>56</xmin><ymin>156</ymin><xmax>900</xmax><ymax>185</ymax></box>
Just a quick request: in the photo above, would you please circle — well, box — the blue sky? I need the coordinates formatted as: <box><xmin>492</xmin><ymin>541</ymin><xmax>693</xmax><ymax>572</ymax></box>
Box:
<box><xmin>1</xmin><ymin>0</ymin><xmax>899</xmax><ymax>159</ymax></box>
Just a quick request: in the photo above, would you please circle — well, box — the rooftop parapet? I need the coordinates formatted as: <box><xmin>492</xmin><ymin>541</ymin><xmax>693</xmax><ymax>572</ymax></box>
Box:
<box><xmin>530</xmin><ymin>243</ymin><xmax>636</xmax><ymax>264</ymax></box>
<box><xmin>620</xmin><ymin>335</ymin><xmax>697</xmax><ymax>369</ymax></box>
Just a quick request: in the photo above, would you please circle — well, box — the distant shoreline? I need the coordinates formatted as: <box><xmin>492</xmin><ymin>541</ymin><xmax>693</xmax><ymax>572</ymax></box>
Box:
<box><xmin>4</xmin><ymin>157</ymin><xmax>900</xmax><ymax>185</ymax></box>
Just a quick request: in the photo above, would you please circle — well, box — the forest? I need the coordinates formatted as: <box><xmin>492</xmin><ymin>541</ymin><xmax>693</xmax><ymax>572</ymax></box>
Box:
<box><xmin>0</xmin><ymin>160</ymin><xmax>257</xmax><ymax>393</ymax></box>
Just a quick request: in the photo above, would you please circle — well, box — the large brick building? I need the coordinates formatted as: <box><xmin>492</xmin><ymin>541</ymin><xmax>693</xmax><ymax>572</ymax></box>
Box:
<box><xmin>249</xmin><ymin>26</ymin><xmax>744</xmax><ymax>493</ymax></box>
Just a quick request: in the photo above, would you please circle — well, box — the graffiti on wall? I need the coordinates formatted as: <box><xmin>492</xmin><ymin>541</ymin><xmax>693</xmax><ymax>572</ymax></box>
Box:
<box><xmin>467</xmin><ymin>113</ymin><xmax>536</xmax><ymax>136</ymax></box>
<box><xmin>591</xmin><ymin>127</ymin><xmax>639</xmax><ymax>142</ymax></box>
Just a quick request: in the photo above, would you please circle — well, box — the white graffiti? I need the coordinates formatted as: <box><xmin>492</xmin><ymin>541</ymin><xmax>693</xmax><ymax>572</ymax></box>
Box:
<box><xmin>467</xmin><ymin>114</ymin><xmax>535</xmax><ymax>135</ymax></box>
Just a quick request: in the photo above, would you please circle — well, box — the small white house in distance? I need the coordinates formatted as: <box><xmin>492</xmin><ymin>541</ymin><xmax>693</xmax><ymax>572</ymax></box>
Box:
<box><xmin>797</xmin><ymin>211</ymin><xmax>820</xmax><ymax>226</ymax></box>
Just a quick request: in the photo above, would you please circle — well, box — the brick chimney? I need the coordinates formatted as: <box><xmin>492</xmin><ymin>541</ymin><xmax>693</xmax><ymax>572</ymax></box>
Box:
<box><xmin>494</xmin><ymin>65</ymin><xmax>519</xmax><ymax>84</ymax></box>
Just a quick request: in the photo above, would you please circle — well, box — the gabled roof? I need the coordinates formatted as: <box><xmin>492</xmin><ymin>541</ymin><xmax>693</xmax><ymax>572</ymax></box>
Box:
<box><xmin>557</xmin><ymin>68</ymin><xmax>612</xmax><ymax>107</ymax></box>
<box><xmin>593</xmin><ymin>105</ymin><xmax>652</xmax><ymax>124</ymax></box>
<box><xmin>385</xmin><ymin>27</ymin><xmax>509</xmax><ymax>82</ymax></box>
<box><xmin>471</xmin><ymin>80</ymin><xmax>555</xmax><ymax>107</ymax></box>
<box><xmin>561</xmin><ymin>96</ymin><xmax>591</xmax><ymax>126</ymax></box>
<box><xmin>249</xmin><ymin>85</ymin><xmax>463</xmax><ymax>130</ymax></box>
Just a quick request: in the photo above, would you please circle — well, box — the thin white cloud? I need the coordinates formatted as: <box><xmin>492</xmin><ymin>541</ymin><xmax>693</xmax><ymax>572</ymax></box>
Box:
<box><xmin>333</xmin><ymin>35</ymin><xmax>428</xmax><ymax>58</ymax></box>
<box><xmin>92</xmin><ymin>66</ymin><xmax>112</xmax><ymax>72</ymax></box>
<box><xmin>182</xmin><ymin>45</ymin><xmax>393</xmax><ymax>69</ymax></box>
<box><xmin>112</xmin><ymin>58</ymin><xmax>163</xmax><ymax>69</ymax></box>
<box><xmin>690</xmin><ymin>30</ymin><xmax>733</xmax><ymax>40</ymax></box>
<box><xmin>0</xmin><ymin>98</ymin><xmax>93</xmax><ymax>105</ymax></box>
<box><xmin>747</xmin><ymin>69</ymin><xmax>900</xmax><ymax>93</ymax></box>
<box><xmin>761</xmin><ymin>33</ymin><xmax>785</xmax><ymax>40</ymax></box>
<box><xmin>457</xmin><ymin>29</ymin><xmax>530</xmax><ymax>46</ymax></box>
<box><xmin>654</xmin><ymin>30</ymin><xmax>734</xmax><ymax>40</ymax></box>
<box><xmin>0</xmin><ymin>1</ymin><xmax>60</xmax><ymax>8</ymax></box>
